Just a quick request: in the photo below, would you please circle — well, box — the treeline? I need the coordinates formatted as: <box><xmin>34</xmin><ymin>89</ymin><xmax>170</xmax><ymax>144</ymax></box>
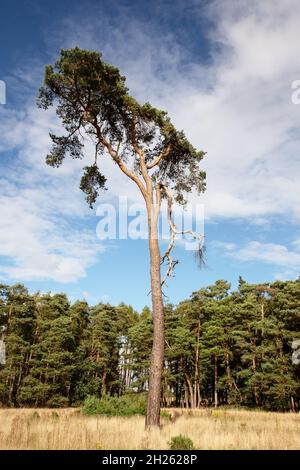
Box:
<box><xmin>0</xmin><ymin>278</ymin><xmax>299</xmax><ymax>411</ymax></box>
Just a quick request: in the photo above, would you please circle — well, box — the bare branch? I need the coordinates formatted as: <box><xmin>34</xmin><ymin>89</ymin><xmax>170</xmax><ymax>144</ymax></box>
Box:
<box><xmin>116</xmin><ymin>139</ymin><xmax>122</xmax><ymax>155</ymax></box>
<box><xmin>130</xmin><ymin>122</ymin><xmax>152</xmax><ymax>194</ymax></box>
<box><xmin>160</xmin><ymin>185</ymin><xmax>178</xmax><ymax>286</ymax></box>
<box><xmin>146</xmin><ymin>144</ymin><xmax>172</xmax><ymax>170</ymax></box>
<box><xmin>94</xmin><ymin>140</ymin><xmax>100</xmax><ymax>164</ymax></box>
<box><xmin>160</xmin><ymin>184</ymin><xmax>205</xmax><ymax>287</ymax></box>
<box><xmin>154</xmin><ymin>183</ymin><xmax>162</xmax><ymax>223</ymax></box>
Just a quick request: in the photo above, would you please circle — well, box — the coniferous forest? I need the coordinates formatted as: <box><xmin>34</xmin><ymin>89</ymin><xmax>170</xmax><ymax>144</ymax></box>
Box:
<box><xmin>0</xmin><ymin>278</ymin><xmax>299</xmax><ymax>412</ymax></box>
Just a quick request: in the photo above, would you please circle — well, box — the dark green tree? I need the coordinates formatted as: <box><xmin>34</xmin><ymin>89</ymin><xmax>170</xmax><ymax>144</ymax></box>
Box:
<box><xmin>88</xmin><ymin>304</ymin><xmax>120</xmax><ymax>396</ymax></box>
<box><xmin>127</xmin><ymin>306</ymin><xmax>153</xmax><ymax>392</ymax></box>
<box><xmin>0</xmin><ymin>284</ymin><xmax>36</xmax><ymax>405</ymax></box>
<box><xmin>18</xmin><ymin>293</ymin><xmax>75</xmax><ymax>407</ymax></box>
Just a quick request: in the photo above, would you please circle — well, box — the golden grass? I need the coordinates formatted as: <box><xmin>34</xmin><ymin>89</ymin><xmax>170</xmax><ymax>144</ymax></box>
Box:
<box><xmin>0</xmin><ymin>407</ymin><xmax>299</xmax><ymax>450</ymax></box>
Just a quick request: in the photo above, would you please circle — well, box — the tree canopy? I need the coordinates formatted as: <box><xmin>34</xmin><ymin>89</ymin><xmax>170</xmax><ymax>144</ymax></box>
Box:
<box><xmin>37</xmin><ymin>47</ymin><xmax>206</xmax><ymax>207</ymax></box>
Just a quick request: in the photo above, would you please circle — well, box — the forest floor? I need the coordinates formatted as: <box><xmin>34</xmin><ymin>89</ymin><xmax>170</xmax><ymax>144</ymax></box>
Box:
<box><xmin>0</xmin><ymin>407</ymin><xmax>299</xmax><ymax>450</ymax></box>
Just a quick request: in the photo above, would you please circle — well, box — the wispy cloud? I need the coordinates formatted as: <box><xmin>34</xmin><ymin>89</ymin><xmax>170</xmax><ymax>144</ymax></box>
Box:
<box><xmin>0</xmin><ymin>176</ymin><xmax>104</xmax><ymax>283</ymax></box>
<box><xmin>218</xmin><ymin>239</ymin><xmax>300</xmax><ymax>279</ymax></box>
<box><xmin>0</xmin><ymin>104</ymin><xmax>105</xmax><ymax>283</ymax></box>
<box><xmin>234</xmin><ymin>241</ymin><xmax>300</xmax><ymax>267</ymax></box>
<box><xmin>211</xmin><ymin>241</ymin><xmax>236</xmax><ymax>251</ymax></box>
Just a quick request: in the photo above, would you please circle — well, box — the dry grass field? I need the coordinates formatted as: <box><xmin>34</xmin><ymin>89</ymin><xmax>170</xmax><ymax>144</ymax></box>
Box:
<box><xmin>0</xmin><ymin>407</ymin><xmax>299</xmax><ymax>450</ymax></box>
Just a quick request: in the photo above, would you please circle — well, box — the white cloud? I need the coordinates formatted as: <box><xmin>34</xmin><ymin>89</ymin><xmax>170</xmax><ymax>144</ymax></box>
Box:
<box><xmin>0</xmin><ymin>180</ymin><xmax>104</xmax><ymax>282</ymax></box>
<box><xmin>211</xmin><ymin>241</ymin><xmax>236</xmax><ymax>251</ymax></box>
<box><xmin>0</xmin><ymin>103</ymin><xmax>106</xmax><ymax>283</ymax></box>
<box><xmin>221</xmin><ymin>240</ymin><xmax>300</xmax><ymax>276</ymax></box>
<box><xmin>171</xmin><ymin>0</ymin><xmax>300</xmax><ymax>220</ymax></box>
<box><xmin>292</xmin><ymin>238</ymin><xmax>300</xmax><ymax>249</ymax></box>
<box><xmin>274</xmin><ymin>269</ymin><xmax>299</xmax><ymax>281</ymax></box>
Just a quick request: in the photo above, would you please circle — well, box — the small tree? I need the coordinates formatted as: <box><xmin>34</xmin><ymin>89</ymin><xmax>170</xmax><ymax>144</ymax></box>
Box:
<box><xmin>37</xmin><ymin>47</ymin><xmax>206</xmax><ymax>426</ymax></box>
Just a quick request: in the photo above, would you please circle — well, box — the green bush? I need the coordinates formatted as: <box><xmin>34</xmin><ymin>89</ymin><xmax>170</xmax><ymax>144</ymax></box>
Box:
<box><xmin>168</xmin><ymin>435</ymin><xmax>195</xmax><ymax>450</ymax></box>
<box><xmin>82</xmin><ymin>393</ymin><xmax>147</xmax><ymax>416</ymax></box>
<box><xmin>46</xmin><ymin>395</ymin><xmax>69</xmax><ymax>408</ymax></box>
<box><xmin>160</xmin><ymin>410</ymin><xmax>172</xmax><ymax>420</ymax></box>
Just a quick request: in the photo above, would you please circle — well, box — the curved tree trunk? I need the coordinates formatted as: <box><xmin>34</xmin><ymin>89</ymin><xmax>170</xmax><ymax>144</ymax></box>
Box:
<box><xmin>145</xmin><ymin>210</ymin><xmax>165</xmax><ymax>427</ymax></box>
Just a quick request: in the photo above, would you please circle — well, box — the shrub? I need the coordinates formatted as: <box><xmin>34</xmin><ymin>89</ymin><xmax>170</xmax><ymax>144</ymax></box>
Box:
<box><xmin>82</xmin><ymin>393</ymin><xmax>147</xmax><ymax>416</ymax></box>
<box><xmin>82</xmin><ymin>395</ymin><xmax>111</xmax><ymax>415</ymax></box>
<box><xmin>168</xmin><ymin>435</ymin><xmax>195</xmax><ymax>450</ymax></box>
<box><xmin>46</xmin><ymin>395</ymin><xmax>69</xmax><ymax>408</ymax></box>
<box><xmin>160</xmin><ymin>410</ymin><xmax>172</xmax><ymax>420</ymax></box>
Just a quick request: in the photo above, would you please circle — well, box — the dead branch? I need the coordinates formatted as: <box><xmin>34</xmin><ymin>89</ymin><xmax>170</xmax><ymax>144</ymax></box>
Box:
<box><xmin>160</xmin><ymin>184</ymin><xmax>205</xmax><ymax>286</ymax></box>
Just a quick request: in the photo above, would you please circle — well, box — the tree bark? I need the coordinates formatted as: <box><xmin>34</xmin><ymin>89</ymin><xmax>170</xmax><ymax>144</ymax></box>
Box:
<box><xmin>102</xmin><ymin>369</ymin><xmax>107</xmax><ymax>395</ymax></box>
<box><xmin>185</xmin><ymin>373</ymin><xmax>194</xmax><ymax>408</ymax></box>
<box><xmin>291</xmin><ymin>396</ymin><xmax>295</xmax><ymax>413</ymax></box>
<box><xmin>214</xmin><ymin>355</ymin><xmax>218</xmax><ymax>408</ymax></box>
<box><xmin>261</xmin><ymin>301</ymin><xmax>264</xmax><ymax>337</ymax></box>
<box><xmin>251</xmin><ymin>340</ymin><xmax>259</xmax><ymax>406</ymax></box>
<box><xmin>194</xmin><ymin>320</ymin><xmax>201</xmax><ymax>407</ymax></box>
<box><xmin>145</xmin><ymin>208</ymin><xmax>165</xmax><ymax>427</ymax></box>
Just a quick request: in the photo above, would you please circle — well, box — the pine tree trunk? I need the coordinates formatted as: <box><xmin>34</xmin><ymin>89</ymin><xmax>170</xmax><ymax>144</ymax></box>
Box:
<box><xmin>184</xmin><ymin>384</ymin><xmax>189</xmax><ymax>408</ymax></box>
<box><xmin>214</xmin><ymin>355</ymin><xmax>218</xmax><ymax>408</ymax></box>
<box><xmin>102</xmin><ymin>369</ymin><xmax>107</xmax><ymax>395</ymax></box>
<box><xmin>251</xmin><ymin>342</ymin><xmax>259</xmax><ymax>406</ymax></box>
<box><xmin>226</xmin><ymin>352</ymin><xmax>232</xmax><ymax>400</ymax></box>
<box><xmin>291</xmin><ymin>396</ymin><xmax>295</xmax><ymax>412</ymax></box>
<box><xmin>145</xmin><ymin>211</ymin><xmax>164</xmax><ymax>427</ymax></box>
<box><xmin>261</xmin><ymin>301</ymin><xmax>264</xmax><ymax>337</ymax></box>
<box><xmin>185</xmin><ymin>373</ymin><xmax>194</xmax><ymax>408</ymax></box>
<box><xmin>194</xmin><ymin>320</ymin><xmax>201</xmax><ymax>407</ymax></box>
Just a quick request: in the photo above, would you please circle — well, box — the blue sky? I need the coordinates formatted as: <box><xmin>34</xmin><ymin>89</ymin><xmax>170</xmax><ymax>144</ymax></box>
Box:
<box><xmin>0</xmin><ymin>0</ymin><xmax>300</xmax><ymax>311</ymax></box>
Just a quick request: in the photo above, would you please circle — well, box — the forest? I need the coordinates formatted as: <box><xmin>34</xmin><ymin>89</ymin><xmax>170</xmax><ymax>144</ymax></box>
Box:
<box><xmin>0</xmin><ymin>278</ymin><xmax>299</xmax><ymax>412</ymax></box>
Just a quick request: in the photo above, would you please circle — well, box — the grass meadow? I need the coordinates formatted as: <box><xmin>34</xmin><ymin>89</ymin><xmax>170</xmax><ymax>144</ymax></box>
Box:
<box><xmin>0</xmin><ymin>407</ymin><xmax>299</xmax><ymax>450</ymax></box>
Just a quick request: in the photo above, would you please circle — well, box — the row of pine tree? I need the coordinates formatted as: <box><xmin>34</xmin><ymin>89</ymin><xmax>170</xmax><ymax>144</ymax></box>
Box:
<box><xmin>0</xmin><ymin>278</ymin><xmax>299</xmax><ymax>411</ymax></box>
